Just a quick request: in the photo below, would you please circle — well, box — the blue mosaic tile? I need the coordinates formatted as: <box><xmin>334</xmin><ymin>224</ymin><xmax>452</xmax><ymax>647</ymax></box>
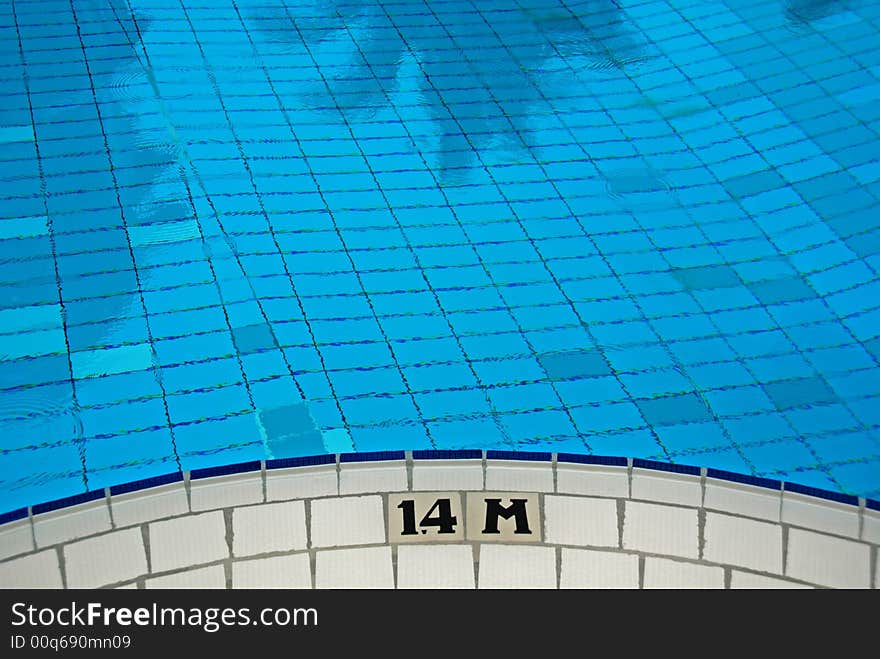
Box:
<box><xmin>671</xmin><ymin>264</ymin><xmax>741</xmax><ymax>290</ymax></box>
<box><xmin>748</xmin><ymin>277</ymin><xmax>818</xmax><ymax>305</ymax></box>
<box><xmin>109</xmin><ymin>472</ymin><xmax>184</xmax><ymax>496</ymax></box>
<box><xmin>706</xmin><ymin>468</ymin><xmax>782</xmax><ymax>491</ymax></box>
<box><xmin>537</xmin><ymin>350</ymin><xmax>612</xmax><ymax>381</ymax></box>
<box><xmin>0</xmin><ymin>507</ymin><xmax>29</xmax><ymax>525</ymax></box>
<box><xmin>340</xmin><ymin>451</ymin><xmax>406</xmax><ymax>463</ymax></box>
<box><xmin>784</xmin><ymin>481</ymin><xmax>859</xmax><ymax>506</ymax></box>
<box><xmin>763</xmin><ymin>376</ymin><xmax>838</xmax><ymax>410</ymax></box>
<box><xmin>266</xmin><ymin>454</ymin><xmax>336</xmax><ymax>470</ymax></box>
<box><xmin>486</xmin><ymin>451</ymin><xmax>552</xmax><ymax>462</ymax></box>
<box><xmin>412</xmin><ymin>449</ymin><xmax>482</xmax><ymax>460</ymax></box>
<box><xmin>231</xmin><ymin>323</ymin><xmax>277</xmax><ymax>356</ymax></box>
<box><xmin>633</xmin><ymin>458</ymin><xmax>701</xmax><ymax>477</ymax></box>
<box><xmin>557</xmin><ymin>454</ymin><xmax>627</xmax><ymax>467</ymax></box>
<box><xmin>635</xmin><ymin>393</ymin><xmax>713</xmax><ymax>426</ymax></box>
<box><xmin>190</xmin><ymin>461</ymin><xmax>262</xmax><ymax>481</ymax></box>
<box><xmin>32</xmin><ymin>489</ymin><xmax>105</xmax><ymax>516</ymax></box>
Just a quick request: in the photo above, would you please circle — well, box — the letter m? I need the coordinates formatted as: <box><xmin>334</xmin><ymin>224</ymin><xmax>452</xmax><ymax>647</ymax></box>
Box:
<box><xmin>482</xmin><ymin>498</ymin><xmax>531</xmax><ymax>535</ymax></box>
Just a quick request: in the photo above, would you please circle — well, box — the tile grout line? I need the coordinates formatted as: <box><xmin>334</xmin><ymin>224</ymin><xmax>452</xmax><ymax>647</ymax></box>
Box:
<box><xmin>627</xmin><ymin>457</ymin><xmax>633</xmax><ymax>499</ymax></box>
<box><xmin>616</xmin><ymin>498</ymin><xmax>626</xmax><ymax>550</ymax></box>
<box><xmin>473</xmin><ymin>541</ymin><xmax>480</xmax><ymax>590</ymax></box>
<box><xmin>555</xmin><ymin>544</ymin><xmax>562</xmax><ymax>590</ymax></box>
<box><xmin>382</xmin><ymin>489</ymin><xmax>395</xmax><ymax>589</ymax></box>
<box><xmin>105</xmin><ymin>488</ymin><xmax>115</xmax><ymax>530</ymax></box>
<box><xmin>55</xmin><ymin>545</ymin><xmax>67</xmax><ymax>589</ymax></box>
<box><xmin>697</xmin><ymin>508</ymin><xmax>707</xmax><ymax>561</ymax></box>
<box><xmin>140</xmin><ymin>523</ymin><xmax>151</xmax><ymax>577</ymax></box>
<box><xmin>870</xmin><ymin>543</ymin><xmax>877</xmax><ymax>590</ymax></box>
<box><xmin>304</xmin><ymin>499</ymin><xmax>315</xmax><ymax>589</ymax></box>
<box><xmin>223</xmin><ymin>508</ymin><xmax>234</xmax><ymax>589</ymax></box>
<box><xmin>183</xmin><ymin>470</ymin><xmax>192</xmax><ymax>513</ymax></box>
<box><xmin>857</xmin><ymin>497</ymin><xmax>865</xmax><ymax>541</ymax></box>
<box><xmin>781</xmin><ymin>524</ymin><xmax>790</xmax><ymax>578</ymax></box>
<box><xmin>27</xmin><ymin>506</ymin><xmax>36</xmax><ymax>554</ymax></box>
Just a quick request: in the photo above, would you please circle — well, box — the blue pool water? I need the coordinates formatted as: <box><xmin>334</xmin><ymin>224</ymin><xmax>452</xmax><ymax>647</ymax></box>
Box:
<box><xmin>1</xmin><ymin>0</ymin><xmax>879</xmax><ymax>514</ymax></box>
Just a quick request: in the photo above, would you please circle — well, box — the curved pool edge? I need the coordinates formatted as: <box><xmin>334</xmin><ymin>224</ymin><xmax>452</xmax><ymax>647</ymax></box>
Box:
<box><xmin>0</xmin><ymin>452</ymin><xmax>877</xmax><ymax>589</ymax></box>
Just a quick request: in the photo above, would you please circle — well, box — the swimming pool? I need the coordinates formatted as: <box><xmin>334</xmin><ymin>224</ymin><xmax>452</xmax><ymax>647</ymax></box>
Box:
<box><xmin>1</xmin><ymin>0</ymin><xmax>878</xmax><ymax>515</ymax></box>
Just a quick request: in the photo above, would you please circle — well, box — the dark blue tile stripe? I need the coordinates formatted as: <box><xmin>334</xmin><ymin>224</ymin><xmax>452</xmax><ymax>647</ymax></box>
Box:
<box><xmin>633</xmin><ymin>458</ymin><xmax>700</xmax><ymax>476</ymax></box>
<box><xmin>557</xmin><ymin>453</ymin><xmax>627</xmax><ymax>467</ymax></box>
<box><xmin>0</xmin><ymin>507</ymin><xmax>29</xmax><ymax>525</ymax></box>
<box><xmin>486</xmin><ymin>450</ymin><xmax>551</xmax><ymax>462</ymax></box>
<box><xmin>110</xmin><ymin>471</ymin><xmax>183</xmax><ymax>496</ymax></box>
<box><xmin>706</xmin><ymin>468</ymin><xmax>782</xmax><ymax>491</ymax></box>
<box><xmin>866</xmin><ymin>498</ymin><xmax>880</xmax><ymax>512</ymax></box>
<box><xmin>340</xmin><ymin>451</ymin><xmax>406</xmax><ymax>463</ymax></box>
<box><xmin>784</xmin><ymin>482</ymin><xmax>859</xmax><ymax>506</ymax></box>
<box><xmin>32</xmin><ymin>488</ymin><xmax>105</xmax><ymax>516</ymax></box>
<box><xmin>266</xmin><ymin>454</ymin><xmax>336</xmax><ymax>470</ymax></box>
<box><xmin>412</xmin><ymin>449</ymin><xmax>482</xmax><ymax>460</ymax></box>
<box><xmin>190</xmin><ymin>460</ymin><xmax>262</xmax><ymax>481</ymax></box>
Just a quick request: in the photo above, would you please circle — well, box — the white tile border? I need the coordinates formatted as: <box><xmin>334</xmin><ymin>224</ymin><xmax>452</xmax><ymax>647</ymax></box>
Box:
<box><xmin>0</xmin><ymin>455</ymin><xmax>876</xmax><ymax>589</ymax></box>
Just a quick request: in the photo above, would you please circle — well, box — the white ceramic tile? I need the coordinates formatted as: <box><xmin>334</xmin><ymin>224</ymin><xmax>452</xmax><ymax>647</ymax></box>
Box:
<box><xmin>232</xmin><ymin>553</ymin><xmax>312</xmax><ymax>589</ymax></box>
<box><xmin>115</xmin><ymin>583</ymin><xmax>139</xmax><ymax>589</ymax></box>
<box><xmin>730</xmin><ymin>571</ymin><xmax>813</xmax><ymax>589</ymax></box>
<box><xmin>643</xmin><ymin>557</ymin><xmax>724</xmax><ymax>589</ymax></box>
<box><xmin>266</xmin><ymin>465</ymin><xmax>337</xmax><ymax>501</ymax></box>
<box><xmin>560</xmin><ymin>548</ymin><xmax>639</xmax><ymax>589</ymax></box>
<box><xmin>34</xmin><ymin>500</ymin><xmax>111</xmax><ymax>548</ymax></box>
<box><xmin>477</xmin><ymin>545</ymin><xmax>557</xmax><ymax>589</ymax></box>
<box><xmin>861</xmin><ymin>508</ymin><xmax>880</xmax><ymax>544</ymax></box>
<box><xmin>146</xmin><ymin>565</ymin><xmax>226</xmax><ymax>589</ymax></box>
<box><xmin>781</xmin><ymin>491</ymin><xmax>860</xmax><ymax>538</ymax></box>
<box><xmin>396</xmin><ymin>545</ymin><xmax>475</xmax><ymax>589</ymax></box>
<box><xmin>0</xmin><ymin>549</ymin><xmax>63</xmax><ymax>588</ymax></box>
<box><xmin>315</xmin><ymin>546</ymin><xmax>394</xmax><ymax>589</ymax></box>
<box><xmin>622</xmin><ymin>500</ymin><xmax>699</xmax><ymax>559</ymax></box>
<box><xmin>190</xmin><ymin>472</ymin><xmax>263</xmax><ymax>512</ymax></box>
<box><xmin>485</xmin><ymin>460</ymin><xmax>553</xmax><ymax>493</ymax></box>
<box><xmin>232</xmin><ymin>500</ymin><xmax>307</xmax><ymax>557</ymax></box>
<box><xmin>875</xmin><ymin>550</ymin><xmax>879</xmax><ymax>589</ymax></box>
<box><xmin>0</xmin><ymin>519</ymin><xmax>34</xmax><ymax>560</ymax></box>
<box><xmin>631</xmin><ymin>469</ymin><xmax>702</xmax><ymax>507</ymax></box>
<box><xmin>309</xmin><ymin>495</ymin><xmax>385</xmax><ymax>548</ymax></box>
<box><xmin>703</xmin><ymin>512</ymin><xmax>783</xmax><ymax>574</ymax></box>
<box><xmin>412</xmin><ymin>459</ymin><xmax>483</xmax><ymax>491</ymax></box>
<box><xmin>704</xmin><ymin>479</ymin><xmax>781</xmax><ymax>522</ymax></box>
<box><xmin>543</xmin><ymin>495</ymin><xmax>619</xmax><ymax>548</ymax></box>
<box><xmin>556</xmin><ymin>464</ymin><xmax>629</xmax><ymax>499</ymax></box>
<box><xmin>786</xmin><ymin>528</ymin><xmax>870</xmax><ymax>588</ymax></box>
<box><xmin>339</xmin><ymin>461</ymin><xmax>407</xmax><ymax>495</ymax></box>
<box><xmin>110</xmin><ymin>483</ymin><xmax>189</xmax><ymax>528</ymax></box>
<box><xmin>149</xmin><ymin>511</ymin><xmax>228</xmax><ymax>573</ymax></box>
<box><xmin>65</xmin><ymin>528</ymin><xmax>148</xmax><ymax>588</ymax></box>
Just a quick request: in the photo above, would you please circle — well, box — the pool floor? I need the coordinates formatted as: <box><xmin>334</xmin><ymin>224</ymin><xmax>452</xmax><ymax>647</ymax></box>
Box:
<box><xmin>1</xmin><ymin>0</ymin><xmax>879</xmax><ymax>513</ymax></box>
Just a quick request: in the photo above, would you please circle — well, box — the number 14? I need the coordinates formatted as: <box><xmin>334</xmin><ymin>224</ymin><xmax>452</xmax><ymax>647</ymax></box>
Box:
<box><xmin>397</xmin><ymin>498</ymin><xmax>457</xmax><ymax>535</ymax></box>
